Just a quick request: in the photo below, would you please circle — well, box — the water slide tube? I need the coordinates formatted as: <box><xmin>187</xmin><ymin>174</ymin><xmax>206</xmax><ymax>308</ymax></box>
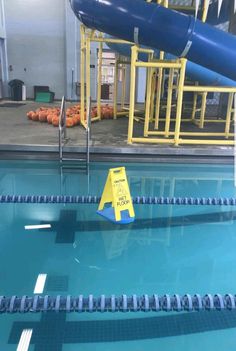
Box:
<box><xmin>70</xmin><ymin>0</ymin><xmax>236</xmax><ymax>82</ymax></box>
<box><xmin>106</xmin><ymin>39</ymin><xmax>236</xmax><ymax>87</ymax></box>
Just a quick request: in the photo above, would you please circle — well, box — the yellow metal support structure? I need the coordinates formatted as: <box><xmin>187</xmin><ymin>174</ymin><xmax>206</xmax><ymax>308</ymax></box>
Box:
<box><xmin>164</xmin><ymin>68</ymin><xmax>174</xmax><ymax>137</ymax></box>
<box><xmin>80</xmin><ymin>25</ymin><xmax>86</xmax><ymax>127</ymax></box>
<box><xmin>128</xmin><ymin>46</ymin><xmax>138</xmax><ymax>144</ymax></box>
<box><xmin>154</xmin><ymin>0</ymin><xmax>169</xmax><ymax>130</ymax></box>
<box><xmin>80</xmin><ymin>26</ymin><xmax>132</xmax><ymax>128</ymax></box>
<box><xmin>144</xmin><ymin>52</ymin><xmax>154</xmax><ymax>137</ymax></box>
<box><xmin>183</xmin><ymin>86</ymin><xmax>236</xmax><ymax>93</ymax></box>
<box><xmin>113</xmin><ymin>57</ymin><xmax>119</xmax><ymax>119</ymax></box>
<box><xmin>121</xmin><ymin>65</ymin><xmax>126</xmax><ymax>110</ymax></box>
<box><xmin>136</xmin><ymin>61</ymin><xmax>182</xmax><ymax>68</ymax></box>
<box><xmin>80</xmin><ymin>0</ymin><xmax>234</xmax><ymax>146</ymax></box>
<box><xmin>154</xmin><ymin>51</ymin><xmax>164</xmax><ymax>130</ymax></box>
<box><xmin>127</xmin><ymin>43</ymin><xmax>236</xmax><ymax>146</ymax></box>
<box><xmin>85</xmin><ymin>35</ymin><xmax>91</xmax><ymax>129</ymax></box>
<box><xmin>97</xmin><ymin>38</ymin><xmax>103</xmax><ymax>120</ymax></box>
<box><xmin>92</xmin><ymin>37</ymin><xmax>132</xmax><ymax>44</ymax></box>
<box><xmin>127</xmin><ymin>44</ymin><xmax>236</xmax><ymax>145</ymax></box>
<box><xmin>225</xmin><ymin>93</ymin><xmax>234</xmax><ymax>138</ymax></box>
<box><xmin>173</xmin><ymin>58</ymin><xmax>187</xmax><ymax>146</ymax></box>
<box><xmin>191</xmin><ymin>92</ymin><xmax>198</xmax><ymax>121</ymax></box>
<box><xmin>199</xmin><ymin>92</ymin><xmax>207</xmax><ymax>129</ymax></box>
<box><xmin>149</xmin><ymin>71</ymin><xmax>157</xmax><ymax>122</ymax></box>
<box><xmin>202</xmin><ymin>0</ymin><xmax>210</xmax><ymax>23</ymax></box>
<box><xmin>114</xmin><ymin>58</ymin><xmax>131</xmax><ymax>118</ymax></box>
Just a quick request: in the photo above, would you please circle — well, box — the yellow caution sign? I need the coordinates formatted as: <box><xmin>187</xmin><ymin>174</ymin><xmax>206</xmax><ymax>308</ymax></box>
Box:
<box><xmin>97</xmin><ymin>167</ymin><xmax>135</xmax><ymax>224</ymax></box>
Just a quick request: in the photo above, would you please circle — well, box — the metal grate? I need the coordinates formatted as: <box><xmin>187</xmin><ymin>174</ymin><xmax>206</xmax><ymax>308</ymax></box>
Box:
<box><xmin>0</xmin><ymin>103</ymin><xmax>26</xmax><ymax>108</ymax></box>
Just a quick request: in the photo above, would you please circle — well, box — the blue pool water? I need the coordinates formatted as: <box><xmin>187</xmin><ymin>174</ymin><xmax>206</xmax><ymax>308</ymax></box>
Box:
<box><xmin>0</xmin><ymin>160</ymin><xmax>236</xmax><ymax>350</ymax></box>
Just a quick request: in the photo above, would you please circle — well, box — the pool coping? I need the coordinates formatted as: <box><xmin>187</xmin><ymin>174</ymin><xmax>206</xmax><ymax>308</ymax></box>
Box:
<box><xmin>0</xmin><ymin>143</ymin><xmax>234</xmax><ymax>163</ymax></box>
<box><xmin>0</xmin><ymin>143</ymin><xmax>234</xmax><ymax>155</ymax></box>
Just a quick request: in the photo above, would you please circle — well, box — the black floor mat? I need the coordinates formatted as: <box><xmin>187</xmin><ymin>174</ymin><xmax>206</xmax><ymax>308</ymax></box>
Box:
<box><xmin>0</xmin><ymin>103</ymin><xmax>26</xmax><ymax>108</ymax></box>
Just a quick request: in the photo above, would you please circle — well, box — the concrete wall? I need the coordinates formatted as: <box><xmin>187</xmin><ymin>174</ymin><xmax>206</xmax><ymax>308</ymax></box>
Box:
<box><xmin>0</xmin><ymin>0</ymin><xmax>6</xmax><ymax>39</ymax></box>
<box><xmin>4</xmin><ymin>0</ymin><xmax>66</xmax><ymax>99</ymax></box>
<box><xmin>0</xmin><ymin>0</ymin><xmax>8</xmax><ymax>98</ymax></box>
<box><xmin>65</xmin><ymin>0</ymin><xmax>79</xmax><ymax>101</ymax></box>
<box><xmin>3</xmin><ymin>0</ymin><xmax>130</xmax><ymax>102</ymax></box>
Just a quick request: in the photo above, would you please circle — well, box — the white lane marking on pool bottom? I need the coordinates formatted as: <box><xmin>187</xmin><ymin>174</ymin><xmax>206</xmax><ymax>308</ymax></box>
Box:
<box><xmin>17</xmin><ymin>329</ymin><xmax>33</xmax><ymax>351</ymax></box>
<box><xmin>34</xmin><ymin>274</ymin><xmax>47</xmax><ymax>294</ymax></box>
<box><xmin>25</xmin><ymin>224</ymin><xmax>51</xmax><ymax>230</ymax></box>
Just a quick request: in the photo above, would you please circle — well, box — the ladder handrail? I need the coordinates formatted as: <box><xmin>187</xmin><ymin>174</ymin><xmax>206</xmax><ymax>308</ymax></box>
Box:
<box><xmin>58</xmin><ymin>95</ymin><xmax>91</xmax><ymax>168</ymax></box>
<box><xmin>86</xmin><ymin>97</ymin><xmax>92</xmax><ymax>166</ymax></box>
<box><xmin>59</xmin><ymin>96</ymin><xmax>66</xmax><ymax>162</ymax></box>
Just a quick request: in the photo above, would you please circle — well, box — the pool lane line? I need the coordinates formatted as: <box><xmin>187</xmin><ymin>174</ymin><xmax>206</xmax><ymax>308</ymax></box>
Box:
<box><xmin>0</xmin><ymin>293</ymin><xmax>234</xmax><ymax>313</ymax></box>
<box><xmin>33</xmin><ymin>274</ymin><xmax>47</xmax><ymax>294</ymax></box>
<box><xmin>17</xmin><ymin>329</ymin><xmax>33</xmax><ymax>351</ymax></box>
<box><xmin>1</xmin><ymin>195</ymin><xmax>236</xmax><ymax>206</ymax></box>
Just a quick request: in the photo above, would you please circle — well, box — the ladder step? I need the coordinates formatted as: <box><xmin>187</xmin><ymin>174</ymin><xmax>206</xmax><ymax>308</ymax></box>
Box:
<box><xmin>61</xmin><ymin>158</ymin><xmax>86</xmax><ymax>162</ymax></box>
<box><xmin>60</xmin><ymin>157</ymin><xmax>87</xmax><ymax>170</ymax></box>
<box><xmin>61</xmin><ymin>165</ymin><xmax>87</xmax><ymax>170</ymax></box>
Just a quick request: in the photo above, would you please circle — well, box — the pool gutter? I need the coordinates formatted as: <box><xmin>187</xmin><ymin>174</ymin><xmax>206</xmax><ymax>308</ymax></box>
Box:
<box><xmin>0</xmin><ymin>144</ymin><xmax>234</xmax><ymax>164</ymax></box>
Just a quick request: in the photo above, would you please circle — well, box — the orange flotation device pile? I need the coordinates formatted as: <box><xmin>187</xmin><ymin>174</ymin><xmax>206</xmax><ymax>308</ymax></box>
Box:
<box><xmin>27</xmin><ymin>104</ymin><xmax>114</xmax><ymax>127</ymax></box>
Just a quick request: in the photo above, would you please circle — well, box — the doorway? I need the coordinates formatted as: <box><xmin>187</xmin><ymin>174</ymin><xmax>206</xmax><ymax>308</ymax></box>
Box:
<box><xmin>99</xmin><ymin>50</ymin><xmax>116</xmax><ymax>101</ymax></box>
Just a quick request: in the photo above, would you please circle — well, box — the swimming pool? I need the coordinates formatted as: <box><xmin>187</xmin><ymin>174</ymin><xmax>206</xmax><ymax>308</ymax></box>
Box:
<box><xmin>1</xmin><ymin>160</ymin><xmax>236</xmax><ymax>350</ymax></box>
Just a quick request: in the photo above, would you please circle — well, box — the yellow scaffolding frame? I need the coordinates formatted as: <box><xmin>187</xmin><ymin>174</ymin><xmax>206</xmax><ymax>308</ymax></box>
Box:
<box><xmin>80</xmin><ymin>25</ymin><xmax>86</xmax><ymax>128</ymax></box>
<box><xmin>80</xmin><ymin>25</ymin><xmax>132</xmax><ymax>128</ymax></box>
<box><xmin>79</xmin><ymin>0</ymin><xmax>235</xmax><ymax>147</ymax></box>
<box><xmin>152</xmin><ymin>0</ymin><xmax>210</xmax><ymax>131</ymax></box>
<box><xmin>127</xmin><ymin>45</ymin><xmax>236</xmax><ymax>146</ymax></box>
<box><xmin>121</xmin><ymin>64</ymin><xmax>127</xmax><ymax>110</ymax></box>
<box><xmin>113</xmin><ymin>56</ymin><xmax>131</xmax><ymax>119</ymax></box>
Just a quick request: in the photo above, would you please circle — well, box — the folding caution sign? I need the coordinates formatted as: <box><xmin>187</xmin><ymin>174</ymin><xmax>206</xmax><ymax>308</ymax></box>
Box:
<box><xmin>97</xmin><ymin>167</ymin><xmax>135</xmax><ymax>224</ymax></box>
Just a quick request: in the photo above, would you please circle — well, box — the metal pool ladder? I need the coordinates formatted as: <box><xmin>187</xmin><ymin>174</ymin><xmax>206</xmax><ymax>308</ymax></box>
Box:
<box><xmin>58</xmin><ymin>96</ymin><xmax>91</xmax><ymax>171</ymax></box>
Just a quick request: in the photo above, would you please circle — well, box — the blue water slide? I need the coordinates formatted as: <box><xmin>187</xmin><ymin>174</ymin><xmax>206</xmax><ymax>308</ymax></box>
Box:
<box><xmin>70</xmin><ymin>0</ymin><xmax>236</xmax><ymax>82</ymax></box>
<box><xmin>106</xmin><ymin>39</ymin><xmax>236</xmax><ymax>87</ymax></box>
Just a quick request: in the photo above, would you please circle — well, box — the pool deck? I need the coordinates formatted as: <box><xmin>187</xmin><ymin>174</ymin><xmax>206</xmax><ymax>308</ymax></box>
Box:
<box><xmin>0</xmin><ymin>100</ymin><xmax>234</xmax><ymax>161</ymax></box>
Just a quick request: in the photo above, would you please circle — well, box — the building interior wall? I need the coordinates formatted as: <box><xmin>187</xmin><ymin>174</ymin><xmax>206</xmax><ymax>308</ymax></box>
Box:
<box><xmin>0</xmin><ymin>0</ymin><xmax>7</xmax><ymax>99</ymax></box>
<box><xmin>2</xmin><ymin>0</ymin><xmax>129</xmax><ymax>103</ymax></box>
<box><xmin>4</xmin><ymin>0</ymin><xmax>66</xmax><ymax>99</ymax></box>
<box><xmin>3</xmin><ymin>1</ymin><xmax>231</xmax><ymax>104</ymax></box>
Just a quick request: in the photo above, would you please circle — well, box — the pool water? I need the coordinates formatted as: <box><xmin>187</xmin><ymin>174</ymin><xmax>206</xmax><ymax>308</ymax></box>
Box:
<box><xmin>0</xmin><ymin>160</ymin><xmax>236</xmax><ymax>350</ymax></box>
